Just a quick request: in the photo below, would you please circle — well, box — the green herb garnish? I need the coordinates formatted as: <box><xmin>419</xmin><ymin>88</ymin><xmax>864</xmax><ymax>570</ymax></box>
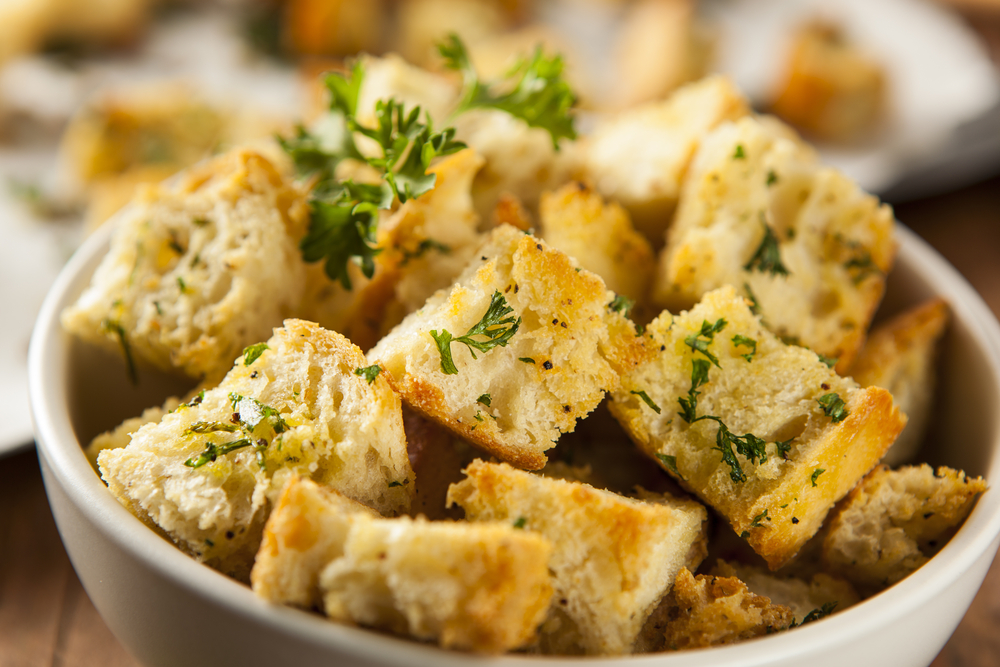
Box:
<box><xmin>811</xmin><ymin>468</ymin><xmax>826</xmax><ymax>487</ymax></box>
<box><xmin>242</xmin><ymin>343</ymin><xmax>269</xmax><ymax>366</ymax></box>
<box><xmin>184</xmin><ymin>438</ymin><xmax>253</xmax><ymax>468</ymax></box>
<box><xmin>745</xmin><ymin>217</ymin><xmax>789</xmax><ymax>277</ymax></box>
<box><xmin>388</xmin><ymin>478</ymin><xmax>410</xmax><ymax>488</ymax></box>
<box><xmin>732</xmin><ymin>334</ymin><xmax>757</xmax><ymax>362</ymax></box>
<box><xmin>519</xmin><ymin>357</ymin><xmax>535</xmax><ymax>364</ymax></box>
<box><xmin>817</xmin><ymin>353</ymin><xmax>838</xmax><ymax>368</ymax></box>
<box><xmin>101</xmin><ymin>318</ymin><xmax>138</xmax><ymax>385</ymax></box>
<box><xmin>631</xmin><ymin>390</ymin><xmax>662</xmax><ymax>414</ymax></box>
<box><xmin>439</xmin><ymin>33</ymin><xmax>577</xmax><ymax>149</ymax></box>
<box><xmin>766</xmin><ymin>170</ymin><xmax>778</xmax><ymax>186</ymax></box>
<box><xmin>685</xmin><ymin>318</ymin><xmax>727</xmax><ymax>367</ymax></box>
<box><xmin>513</xmin><ymin>517</ymin><xmax>527</xmax><ymax>529</ymax></box>
<box><xmin>354</xmin><ymin>364</ymin><xmax>382</xmax><ymax>384</ymax></box>
<box><xmin>750</xmin><ymin>508</ymin><xmax>769</xmax><ymax>528</ymax></box>
<box><xmin>656</xmin><ymin>453</ymin><xmax>683</xmax><ymax>478</ymax></box>
<box><xmin>185</xmin><ymin>421</ymin><xmax>239</xmax><ymax>435</ymax></box>
<box><xmin>430</xmin><ymin>290</ymin><xmax>521</xmax><ymax>374</ymax></box>
<box><xmin>477</xmin><ymin>393</ymin><xmax>492</xmax><ymax>407</ymax></box>
<box><xmin>608</xmin><ymin>294</ymin><xmax>635</xmax><ymax>317</ymax></box>
<box><xmin>733</xmin><ymin>144</ymin><xmax>746</xmax><ymax>159</ymax></box>
<box><xmin>817</xmin><ymin>393</ymin><xmax>848</xmax><ymax>423</ymax></box>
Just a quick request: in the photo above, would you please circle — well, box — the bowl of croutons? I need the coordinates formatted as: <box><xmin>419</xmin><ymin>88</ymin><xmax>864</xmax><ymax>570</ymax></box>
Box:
<box><xmin>28</xmin><ymin>50</ymin><xmax>1000</xmax><ymax>667</ymax></box>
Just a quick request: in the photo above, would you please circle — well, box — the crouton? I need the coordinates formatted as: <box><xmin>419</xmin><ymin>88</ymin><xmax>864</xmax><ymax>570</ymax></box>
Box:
<box><xmin>654</xmin><ymin>115</ymin><xmax>896</xmax><ymax>371</ymax></box>
<box><xmin>770</xmin><ymin>21</ymin><xmax>886</xmax><ymax>144</ymax></box>
<box><xmin>453</xmin><ymin>108</ymin><xmax>580</xmax><ymax>224</ymax></box>
<box><xmin>97</xmin><ymin>320</ymin><xmax>413</xmax><ymax>581</ymax></box>
<box><xmin>251</xmin><ymin>475</ymin><xmax>378</xmax><ymax>609</ymax></box>
<box><xmin>395</xmin><ymin>0</ymin><xmax>510</xmax><ymax>69</ymax></box>
<box><xmin>84</xmin><ymin>394</ymin><xmax>183</xmax><ymax>469</ymax></box>
<box><xmin>583</xmin><ymin>75</ymin><xmax>750</xmax><ymax>244</ymax></box>
<box><xmin>319</xmin><ymin>513</ymin><xmax>554</xmax><ymax>653</ymax></box>
<box><xmin>658</xmin><ymin>568</ymin><xmax>794</xmax><ymax>650</ymax></box>
<box><xmin>355</xmin><ymin>53</ymin><xmax>458</xmax><ymax>130</ymax></box>
<box><xmin>823</xmin><ymin>464</ymin><xmax>987</xmax><ymax>591</ymax></box>
<box><xmin>61</xmin><ymin>149</ymin><xmax>320</xmax><ymax>382</ymax></box>
<box><xmin>281</xmin><ymin>0</ymin><xmax>384</xmax><ymax>58</ymax></box>
<box><xmin>361</xmin><ymin>148</ymin><xmax>487</xmax><ymax>343</ymax></box>
<box><xmin>447</xmin><ymin>460</ymin><xmax>709</xmax><ymax>655</ymax></box>
<box><xmin>369</xmin><ymin>225</ymin><xmax>646</xmax><ymax>470</ymax></box>
<box><xmin>712</xmin><ymin>559</ymin><xmax>859</xmax><ymax>623</ymax></box>
<box><xmin>610</xmin><ymin>286</ymin><xmax>906</xmax><ymax>569</ymax></box>
<box><xmin>847</xmin><ymin>299</ymin><xmax>949</xmax><ymax>466</ymax></box>
<box><xmin>539</xmin><ymin>181</ymin><xmax>655</xmax><ymax>317</ymax></box>
<box><xmin>611</xmin><ymin>0</ymin><xmax>712</xmax><ymax>109</ymax></box>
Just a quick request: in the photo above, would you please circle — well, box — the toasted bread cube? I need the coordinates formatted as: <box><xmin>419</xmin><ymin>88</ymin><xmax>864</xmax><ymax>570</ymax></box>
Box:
<box><xmin>848</xmin><ymin>299</ymin><xmax>949</xmax><ymax>466</ymax></box>
<box><xmin>654</xmin><ymin>115</ymin><xmax>895</xmax><ymax>371</ymax></box>
<box><xmin>84</xmin><ymin>395</ymin><xmax>183</xmax><ymax>469</ymax></box>
<box><xmin>610</xmin><ymin>286</ymin><xmax>906</xmax><ymax>569</ymax></box>
<box><xmin>354</xmin><ymin>53</ymin><xmax>459</xmax><ymax>130</ymax></box>
<box><xmin>658</xmin><ymin>568</ymin><xmax>794</xmax><ymax>650</ymax></box>
<box><xmin>61</xmin><ymin>149</ymin><xmax>327</xmax><ymax>382</ymax></box>
<box><xmin>251</xmin><ymin>476</ymin><xmax>378</xmax><ymax>608</ymax></box>
<box><xmin>97</xmin><ymin>320</ymin><xmax>413</xmax><ymax>581</ymax></box>
<box><xmin>611</xmin><ymin>0</ymin><xmax>712</xmax><ymax>109</ymax></box>
<box><xmin>711</xmin><ymin>560</ymin><xmax>859</xmax><ymax>623</ymax></box>
<box><xmin>770</xmin><ymin>22</ymin><xmax>886</xmax><ymax>144</ymax></box>
<box><xmin>282</xmin><ymin>0</ymin><xmax>384</xmax><ymax>58</ymax></box>
<box><xmin>319</xmin><ymin>514</ymin><xmax>554</xmax><ymax>654</ymax></box>
<box><xmin>358</xmin><ymin>148</ymin><xmax>487</xmax><ymax>346</ymax></box>
<box><xmin>539</xmin><ymin>181</ymin><xmax>656</xmax><ymax>317</ymax></box>
<box><xmin>583</xmin><ymin>75</ymin><xmax>750</xmax><ymax>244</ymax></box>
<box><xmin>395</xmin><ymin>0</ymin><xmax>510</xmax><ymax>69</ymax></box>
<box><xmin>453</xmin><ymin>108</ymin><xmax>580</xmax><ymax>224</ymax></box>
<box><xmin>369</xmin><ymin>225</ymin><xmax>645</xmax><ymax>470</ymax></box>
<box><xmin>447</xmin><ymin>460</ymin><xmax>709</xmax><ymax>655</ymax></box>
<box><xmin>823</xmin><ymin>464</ymin><xmax>987</xmax><ymax>591</ymax></box>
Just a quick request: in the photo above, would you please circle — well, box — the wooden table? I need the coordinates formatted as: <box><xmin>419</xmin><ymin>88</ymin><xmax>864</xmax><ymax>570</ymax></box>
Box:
<box><xmin>0</xmin><ymin>173</ymin><xmax>999</xmax><ymax>665</ymax></box>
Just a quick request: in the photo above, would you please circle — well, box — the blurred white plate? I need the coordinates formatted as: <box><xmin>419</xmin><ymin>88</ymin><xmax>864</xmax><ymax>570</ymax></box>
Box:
<box><xmin>704</xmin><ymin>0</ymin><xmax>1000</xmax><ymax>197</ymax></box>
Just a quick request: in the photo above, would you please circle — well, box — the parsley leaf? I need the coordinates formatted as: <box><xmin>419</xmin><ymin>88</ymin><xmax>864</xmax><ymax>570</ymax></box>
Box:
<box><xmin>811</xmin><ymin>468</ymin><xmax>826</xmax><ymax>487</ymax></box>
<box><xmin>817</xmin><ymin>393</ymin><xmax>849</xmax><ymax>423</ymax></box>
<box><xmin>817</xmin><ymin>353</ymin><xmax>838</xmax><ymax>368</ymax></box>
<box><xmin>439</xmin><ymin>33</ymin><xmax>577</xmax><ymax>149</ymax></box>
<box><xmin>299</xmin><ymin>193</ymin><xmax>381</xmax><ymax>290</ymax></box>
<box><xmin>733</xmin><ymin>144</ymin><xmax>746</xmax><ymax>159</ymax></box>
<box><xmin>477</xmin><ymin>393</ymin><xmax>492</xmax><ymax>407</ymax></box>
<box><xmin>684</xmin><ymin>318</ymin><xmax>727</xmax><ymax>367</ymax></box>
<box><xmin>513</xmin><ymin>517</ymin><xmax>527</xmax><ymax>529</ymax></box>
<box><xmin>430</xmin><ymin>291</ymin><xmax>521</xmax><ymax>374</ymax></box>
<box><xmin>519</xmin><ymin>357</ymin><xmax>535</xmax><ymax>364</ymax></box>
<box><xmin>631</xmin><ymin>390</ymin><xmax>662</xmax><ymax>414</ymax></box>
<box><xmin>732</xmin><ymin>334</ymin><xmax>757</xmax><ymax>362</ymax></box>
<box><xmin>243</xmin><ymin>343</ymin><xmax>269</xmax><ymax>366</ymax></box>
<box><xmin>185</xmin><ymin>421</ymin><xmax>239</xmax><ymax>435</ymax></box>
<box><xmin>678</xmin><ymin>358</ymin><xmax>710</xmax><ymax>423</ymax></box>
<box><xmin>750</xmin><ymin>508</ymin><xmax>769</xmax><ymax>528</ymax></box>
<box><xmin>656</xmin><ymin>453</ymin><xmax>683</xmax><ymax>479</ymax></box>
<box><xmin>101</xmin><ymin>318</ymin><xmax>138</xmax><ymax>385</ymax></box>
<box><xmin>354</xmin><ymin>364</ymin><xmax>381</xmax><ymax>384</ymax></box>
<box><xmin>793</xmin><ymin>602</ymin><xmax>838</xmax><ymax>627</ymax></box>
<box><xmin>184</xmin><ymin>438</ymin><xmax>253</xmax><ymax>468</ymax></box>
<box><xmin>608</xmin><ymin>294</ymin><xmax>635</xmax><ymax>317</ymax></box>
<box><xmin>745</xmin><ymin>217</ymin><xmax>789</xmax><ymax>277</ymax></box>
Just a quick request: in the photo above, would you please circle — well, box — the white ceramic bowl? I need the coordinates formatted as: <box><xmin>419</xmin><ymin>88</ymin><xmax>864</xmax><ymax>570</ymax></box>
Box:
<box><xmin>30</xmin><ymin>220</ymin><xmax>1000</xmax><ymax>667</ymax></box>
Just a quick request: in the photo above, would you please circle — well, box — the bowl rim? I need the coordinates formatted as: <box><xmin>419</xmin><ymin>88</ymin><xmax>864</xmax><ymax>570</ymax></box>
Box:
<box><xmin>29</xmin><ymin>220</ymin><xmax>1000</xmax><ymax>666</ymax></box>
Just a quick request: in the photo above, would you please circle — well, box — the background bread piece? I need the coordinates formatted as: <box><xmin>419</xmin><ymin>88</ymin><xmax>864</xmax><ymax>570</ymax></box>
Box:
<box><xmin>446</xmin><ymin>460</ymin><xmax>709</xmax><ymax>655</ymax></box>
<box><xmin>610</xmin><ymin>286</ymin><xmax>906</xmax><ymax>569</ymax></box>
<box><xmin>84</xmin><ymin>394</ymin><xmax>182</xmax><ymax>469</ymax></box>
<box><xmin>97</xmin><ymin>320</ymin><xmax>413</xmax><ymax>581</ymax></box>
<box><xmin>369</xmin><ymin>225</ymin><xmax>646</xmax><ymax>470</ymax></box>
<box><xmin>582</xmin><ymin>75</ymin><xmax>750</xmax><ymax>245</ymax></box>
<box><xmin>847</xmin><ymin>298</ymin><xmax>949</xmax><ymax>466</ymax></box>
<box><xmin>712</xmin><ymin>559</ymin><xmax>859</xmax><ymax>623</ymax></box>
<box><xmin>658</xmin><ymin>568</ymin><xmax>794</xmax><ymax>650</ymax></box>
<box><xmin>452</xmin><ymin>108</ymin><xmax>581</xmax><ymax>225</ymax></box>
<box><xmin>354</xmin><ymin>53</ymin><xmax>459</xmax><ymax>130</ymax></box>
<box><xmin>251</xmin><ymin>476</ymin><xmax>378</xmax><ymax>609</ymax></box>
<box><xmin>61</xmin><ymin>149</ymin><xmax>317</xmax><ymax>383</ymax></box>
<box><xmin>539</xmin><ymin>181</ymin><xmax>656</xmax><ymax>320</ymax></box>
<box><xmin>654</xmin><ymin>115</ymin><xmax>896</xmax><ymax>372</ymax></box>
<box><xmin>769</xmin><ymin>21</ymin><xmax>887</xmax><ymax>144</ymax></box>
<box><xmin>356</xmin><ymin>148</ymin><xmax>487</xmax><ymax>347</ymax></box>
<box><xmin>823</xmin><ymin>464</ymin><xmax>987</xmax><ymax>592</ymax></box>
<box><xmin>319</xmin><ymin>514</ymin><xmax>554</xmax><ymax>654</ymax></box>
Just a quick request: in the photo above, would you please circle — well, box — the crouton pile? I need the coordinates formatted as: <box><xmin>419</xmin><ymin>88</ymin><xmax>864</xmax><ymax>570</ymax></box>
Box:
<box><xmin>64</xmin><ymin>49</ymin><xmax>985</xmax><ymax>656</ymax></box>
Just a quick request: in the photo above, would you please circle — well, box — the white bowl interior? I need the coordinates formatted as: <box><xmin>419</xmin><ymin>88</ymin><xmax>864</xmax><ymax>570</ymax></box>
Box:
<box><xmin>29</xmin><ymin>220</ymin><xmax>1000</xmax><ymax>667</ymax></box>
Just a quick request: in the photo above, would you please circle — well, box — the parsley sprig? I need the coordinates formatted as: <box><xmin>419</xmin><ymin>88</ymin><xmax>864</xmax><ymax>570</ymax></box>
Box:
<box><xmin>673</xmin><ymin>318</ymin><xmax>790</xmax><ymax>483</ymax></box>
<box><xmin>184</xmin><ymin>393</ymin><xmax>288</xmax><ymax>469</ymax></box>
<box><xmin>430</xmin><ymin>291</ymin><xmax>521</xmax><ymax>374</ymax></box>
<box><xmin>282</xmin><ymin>63</ymin><xmax>465</xmax><ymax>290</ymax></box>
<box><xmin>439</xmin><ymin>33</ymin><xmax>577</xmax><ymax>149</ymax></box>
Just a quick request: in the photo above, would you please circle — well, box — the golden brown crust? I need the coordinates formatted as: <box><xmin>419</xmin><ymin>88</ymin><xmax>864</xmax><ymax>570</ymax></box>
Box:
<box><xmin>447</xmin><ymin>460</ymin><xmax>708</xmax><ymax>655</ymax></box>
<box><xmin>660</xmin><ymin>568</ymin><xmax>794</xmax><ymax>650</ymax></box>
